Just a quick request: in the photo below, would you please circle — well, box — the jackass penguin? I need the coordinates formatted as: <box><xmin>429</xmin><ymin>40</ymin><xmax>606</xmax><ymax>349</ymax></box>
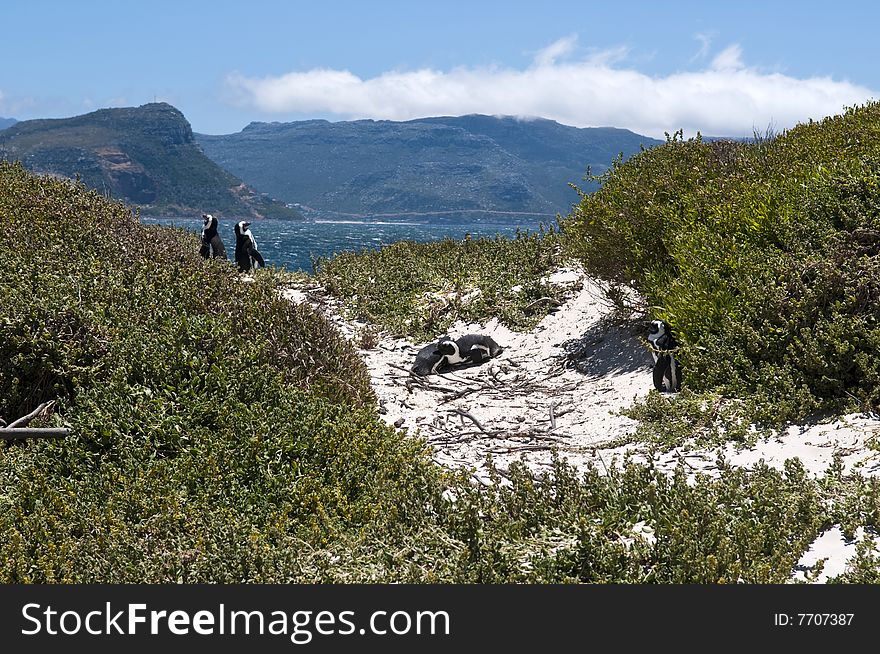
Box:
<box><xmin>647</xmin><ymin>319</ymin><xmax>682</xmax><ymax>392</ymax></box>
<box><xmin>234</xmin><ymin>221</ymin><xmax>266</xmax><ymax>272</ymax></box>
<box><xmin>199</xmin><ymin>213</ymin><xmax>227</xmax><ymax>259</ymax></box>
<box><xmin>436</xmin><ymin>334</ymin><xmax>504</xmax><ymax>366</ymax></box>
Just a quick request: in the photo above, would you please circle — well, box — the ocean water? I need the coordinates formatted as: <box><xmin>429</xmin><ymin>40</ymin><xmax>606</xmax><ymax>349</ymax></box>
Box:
<box><xmin>140</xmin><ymin>216</ymin><xmax>554</xmax><ymax>273</ymax></box>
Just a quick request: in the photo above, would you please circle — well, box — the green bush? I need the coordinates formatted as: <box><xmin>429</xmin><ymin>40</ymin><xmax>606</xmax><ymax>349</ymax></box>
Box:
<box><xmin>313</xmin><ymin>228</ymin><xmax>565</xmax><ymax>341</ymax></box>
<box><xmin>562</xmin><ymin>102</ymin><xmax>880</xmax><ymax>421</ymax></box>
<box><xmin>3</xmin><ymin>161</ymin><xmax>876</xmax><ymax>583</ymax></box>
<box><xmin>0</xmin><ymin>161</ymin><xmax>437</xmax><ymax>581</ymax></box>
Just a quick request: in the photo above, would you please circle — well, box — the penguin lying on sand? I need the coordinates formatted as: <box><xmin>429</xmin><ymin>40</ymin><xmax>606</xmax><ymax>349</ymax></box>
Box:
<box><xmin>410</xmin><ymin>334</ymin><xmax>504</xmax><ymax>376</ymax></box>
<box><xmin>199</xmin><ymin>213</ymin><xmax>227</xmax><ymax>259</ymax></box>
<box><xmin>411</xmin><ymin>343</ymin><xmax>451</xmax><ymax>376</ymax></box>
<box><xmin>647</xmin><ymin>319</ymin><xmax>682</xmax><ymax>393</ymax></box>
<box><xmin>234</xmin><ymin>221</ymin><xmax>266</xmax><ymax>272</ymax></box>
<box><xmin>437</xmin><ymin>334</ymin><xmax>504</xmax><ymax>366</ymax></box>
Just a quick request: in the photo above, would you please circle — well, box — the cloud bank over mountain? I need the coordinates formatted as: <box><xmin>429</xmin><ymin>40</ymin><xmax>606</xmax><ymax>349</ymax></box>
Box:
<box><xmin>226</xmin><ymin>37</ymin><xmax>876</xmax><ymax>138</ymax></box>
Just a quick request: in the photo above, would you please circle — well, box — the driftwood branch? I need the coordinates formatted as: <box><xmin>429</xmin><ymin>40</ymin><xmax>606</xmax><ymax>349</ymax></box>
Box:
<box><xmin>7</xmin><ymin>401</ymin><xmax>55</xmax><ymax>428</ymax></box>
<box><xmin>524</xmin><ymin>296</ymin><xmax>562</xmax><ymax>312</ymax></box>
<box><xmin>487</xmin><ymin>444</ymin><xmax>560</xmax><ymax>454</ymax></box>
<box><xmin>388</xmin><ymin>362</ymin><xmax>416</xmax><ymax>375</ymax></box>
<box><xmin>408</xmin><ymin>379</ymin><xmax>460</xmax><ymax>394</ymax></box>
<box><xmin>436</xmin><ymin>371</ymin><xmax>483</xmax><ymax>388</ymax></box>
<box><xmin>1</xmin><ymin>401</ymin><xmax>69</xmax><ymax>440</ymax></box>
<box><xmin>1</xmin><ymin>428</ymin><xmax>70</xmax><ymax>441</ymax></box>
<box><xmin>437</xmin><ymin>383</ymin><xmax>497</xmax><ymax>404</ymax></box>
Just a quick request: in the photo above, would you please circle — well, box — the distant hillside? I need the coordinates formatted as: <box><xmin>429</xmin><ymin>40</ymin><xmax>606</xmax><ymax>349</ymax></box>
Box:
<box><xmin>0</xmin><ymin>103</ymin><xmax>301</xmax><ymax>219</ymax></box>
<box><xmin>196</xmin><ymin>115</ymin><xmax>662</xmax><ymax>219</ymax></box>
<box><xmin>0</xmin><ymin>118</ymin><xmax>16</xmax><ymax>131</ymax></box>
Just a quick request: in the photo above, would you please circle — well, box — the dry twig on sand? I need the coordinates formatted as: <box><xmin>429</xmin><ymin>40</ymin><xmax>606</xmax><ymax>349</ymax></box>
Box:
<box><xmin>449</xmin><ymin>408</ymin><xmax>489</xmax><ymax>433</ymax></box>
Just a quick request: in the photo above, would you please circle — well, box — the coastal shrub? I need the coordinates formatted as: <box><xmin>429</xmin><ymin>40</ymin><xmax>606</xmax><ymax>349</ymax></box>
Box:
<box><xmin>282</xmin><ymin>455</ymin><xmax>832</xmax><ymax>583</ymax></box>
<box><xmin>313</xmin><ymin>228</ymin><xmax>565</xmax><ymax>341</ymax></box>
<box><xmin>621</xmin><ymin>389</ymin><xmax>763</xmax><ymax>450</ymax></box>
<box><xmin>562</xmin><ymin>101</ymin><xmax>880</xmax><ymax>422</ymax></box>
<box><xmin>0</xmin><ymin>166</ymin><xmax>372</xmax><ymax>414</ymax></box>
<box><xmin>3</xmin><ymin>161</ymin><xmax>876</xmax><ymax>583</ymax></box>
<box><xmin>0</xmin><ymin>161</ymin><xmax>439</xmax><ymax>581</ymax></box>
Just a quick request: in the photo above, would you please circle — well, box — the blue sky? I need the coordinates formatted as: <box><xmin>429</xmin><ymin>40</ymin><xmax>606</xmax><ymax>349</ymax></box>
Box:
<box><xmin>2</xmin><ymin>0</ymin><xmax>878</xmax><ymax>137</ymax></box>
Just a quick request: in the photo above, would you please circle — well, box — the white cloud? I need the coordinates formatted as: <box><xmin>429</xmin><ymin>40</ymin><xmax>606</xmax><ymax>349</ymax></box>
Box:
<box><xmin>0</xmin><ymin>94</ymin><xmax>38</xmax><ymax>117</ymax></box>
<box><xmin>532</xmin><ymin>35</ymin><xmax>579</xmax><ymax>67</ymax></box>
<box><xmin>690</xmin><ymin>32</ymin><xmax>715</xmax><ymax>63</ymax></box>
<box><xmin>224</xmin><ymin>39</ymin><xmax>876</xmax><ymax>138</ymax></box>
<box><xmin>710</xmin><ymin>44</ymin><xmax>745</xmax><ymax>71</ymax></box>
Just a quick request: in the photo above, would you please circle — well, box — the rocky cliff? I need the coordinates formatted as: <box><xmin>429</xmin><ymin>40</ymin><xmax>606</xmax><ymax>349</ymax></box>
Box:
<box><xmin>0</xmin><ymin>103</ymin><xmax>301</xmax><ymax>219</ymax></box>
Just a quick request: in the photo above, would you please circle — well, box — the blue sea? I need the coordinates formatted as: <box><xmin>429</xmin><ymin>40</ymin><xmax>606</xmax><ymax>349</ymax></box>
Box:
<box><xmin>140</xmin><ymin>216</ymin><xmax>555</xmax><ymax>273</ymax></box>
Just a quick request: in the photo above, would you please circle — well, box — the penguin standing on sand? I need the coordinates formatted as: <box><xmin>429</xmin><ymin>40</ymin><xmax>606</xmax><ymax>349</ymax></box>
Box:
<box><xmin>647</xmin><ymin>319</ymin><xmax>682</xmax><ymax>392</ymax></box>
<box><xmin>234</xmin><ymin>220</ymin><xmax>266</xmax><ymax>272</ymax></box>
<box><xmin>436</xmin><ymin>334</ymin><xmax>504</xmax><ymax>366</ymax></box>
<box><xmin>199</xmin><ymin>213</ymin><xmax>227</xmax><ymax>259</ymax></box>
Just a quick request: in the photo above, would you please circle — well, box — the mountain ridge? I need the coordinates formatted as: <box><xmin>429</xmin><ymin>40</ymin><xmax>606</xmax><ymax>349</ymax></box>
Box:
<box><xmin>196</xmin><ymin>114</ymin><xmax>663</xmax><ymax>218</ymax></box>
<box><xmin>0</xmin><ymin>103</ymin><xmax>301</xmax><ymax>220</ymax></box>
<box><xmin>0</xmin><ymin>103</ymin><xmax>665</xmax><ymax>222</ymax></box>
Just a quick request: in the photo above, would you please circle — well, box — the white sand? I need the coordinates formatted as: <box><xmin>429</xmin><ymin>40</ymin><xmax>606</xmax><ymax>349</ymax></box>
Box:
<box><xmin>283</xmin><ymin>267</ymin><xmax>880</xmax><ymax>582</ymax></box>
<box><xmin>792</xmin><ymin>526</ymin><xmax>880</xmax><ymax>583</ymax></box>
<box><xmin>353</xmin><ymin>270</ymin><xmax>650</xmax><ymax>483</ymax></box>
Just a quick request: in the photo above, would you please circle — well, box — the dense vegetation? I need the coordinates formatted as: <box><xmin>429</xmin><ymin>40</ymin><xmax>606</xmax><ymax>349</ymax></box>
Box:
<box><xmin>6</xmin><ymin>159</ymin><xmax>879</xmax><ymax>582</ymax></box>
<box><xmin>564</xmin><ymin>101</ymin><xmax>880</xmax><ymax>424</ymax></box>
<box><xmin>314</xmin><ymin>228</ymin><xmax>565</xmax><ymax>342</ymax></box>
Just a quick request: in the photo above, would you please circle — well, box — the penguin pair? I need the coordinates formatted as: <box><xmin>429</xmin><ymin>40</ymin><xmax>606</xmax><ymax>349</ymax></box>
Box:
<box><xmin>410</xmin><ymin>334</ymin><xmax>504</xmax><ymax>376</ymax></box>
<box><xmin>199</xmin><ymin>214</ymin><xmax>227</xmax><ymax>260</ymax></box>
<box><xmin>647</xmin><ymin>319</ymin><xmax>682</xmax><ymax>393</ymax></box>
<box><xmin>233</xmin><ymin>220</ymin><xmax>266</xmax><ymax>273</ymax></box>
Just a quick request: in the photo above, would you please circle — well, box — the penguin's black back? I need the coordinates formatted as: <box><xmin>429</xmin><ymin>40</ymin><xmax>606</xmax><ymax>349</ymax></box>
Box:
<box><xmin>456</xmin><ymin>334</ymin><xmax>503</xmax><ymax>357</ymax></box>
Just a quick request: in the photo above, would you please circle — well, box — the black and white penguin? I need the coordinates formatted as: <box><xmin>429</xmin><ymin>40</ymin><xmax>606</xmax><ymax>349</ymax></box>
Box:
<box><xmin>411</xmin><ymin>342</ymin><xmax>449</xmax><ymax>376</ymax></box>
<box><xmin>233</xmin><ymin>220</ymin><xmax>266</xmax><ymax>272</ymax></box>
<box><xmin>436</xmin><ymin>334</ymin><xmax>504</xmax><ymax>366</ymax></box>
<box><xmin>199</xmin><ymin>213</ymin><xmax>227</xmax><ymax>259</ymax></box>
<box><xmin>647</xmin><ymin>319</ymin><xmax>682</xmax><ymax>393</ymax></box>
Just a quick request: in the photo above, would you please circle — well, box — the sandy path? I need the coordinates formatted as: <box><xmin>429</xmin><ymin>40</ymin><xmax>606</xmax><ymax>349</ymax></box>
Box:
<box><xmin>283</xmin><ymin>268</ymin><xmax>880</xmax><ymax>581</ymax></box>
<box><xmin>355</xmin><ymin>270</ymin><xmax>650</xmax><ymax>482</ymax></box>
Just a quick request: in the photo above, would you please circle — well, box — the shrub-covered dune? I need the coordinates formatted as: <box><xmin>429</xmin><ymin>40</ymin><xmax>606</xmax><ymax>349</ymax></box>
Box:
<box><xmin>2</xmin><ymin>145</ymin><xmax>879</xmax><ymax>582</ymax></box>
<box><xmin>0</xmin><ymin>161</ymin><xmax>445</xmax><ymax>581</ymax></box>
<box><xmin>563</xmin><ymin>101</ymin><xmax>880</xmax><ymax>423</ymax></box>
<box><xmin>314</xmin><ymin>228</ymin><xmax>565</xmax><ymax>342</ymax></box>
